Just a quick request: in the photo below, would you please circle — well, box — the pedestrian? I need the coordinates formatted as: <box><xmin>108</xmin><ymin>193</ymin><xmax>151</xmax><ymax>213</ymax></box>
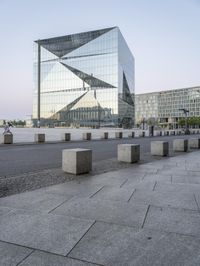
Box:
<box><xmin>3</xmin><ymin>122</ymin><xmax>13</xmax><ymax>135</ymax></box>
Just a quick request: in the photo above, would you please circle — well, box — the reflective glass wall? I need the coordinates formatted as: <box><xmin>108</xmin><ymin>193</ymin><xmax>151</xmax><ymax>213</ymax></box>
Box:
<box><xmin>33</xmin><ymin>27</ymin><xmax>135</xmax><ymax>127</ymax></box>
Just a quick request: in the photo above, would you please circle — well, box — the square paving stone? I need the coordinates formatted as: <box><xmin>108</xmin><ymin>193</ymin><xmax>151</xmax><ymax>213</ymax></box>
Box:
<box><xmin>0</xmin><ymin>206</ymin><xmax>12</xmax><ymax>216</ymax></box>
<box><xmin>155</xmin><ymin>181</ymin><xmax>200</xmax><ymax>194</ymax></box>
<box><xmin>143</xmin><ymin>173</ymin><xmax>172</xmax><ymax>183</ymax></box>
<box><xmin>44</xmin><ymin>182</ymin><xmax>104</xmax><ymax>198</ymax></box>
<box><xmin>121</xmin><ymin>179</ymin><xmax>156</xmax><ymax>191</ymax></box>
<box><xmin>0</xmin><ymin>190</ymin><xmax>72</xmax><ymax>213</ymax></box>
<box><xmin>0</xmin><ymin>241</ymin><xmax>33</xmax><ymax>266</ymax></box>
<box><xmin>143</xmin><ymin>205</ymin><xmax>200</xmax><ymax>236</ymax></box>
<box><xmin>0</xmin><ymin>209</ymin><xmax>94</xmax><ymax>255</ymax></box>
<box><xmin>73</xmin><ymin>175</ymin><xmax>127</xmax><ymax>187</ymax></box>
<box><xmin>69</xmin><ymin>221</ymin><xmax>169</xmax><ymax>266</ymax></box>
<box><xmin>130</xmin><ymin>190</ymin><xmax>197</xmax><ymax>210</ymax></box>
<box><xmin>52</xmin><ymin>197</ymin><xmax>148</xmax><ymax>228</ymax></box>
<box><xmin>91</xmin><ymin>186</ymin><xmax>135</xmax><ymax>202</ymax></box>
<box><xmin>19</xmin><ymin>250</ymin><xmax>97</xmax><ymax>266</ymax></box>
<box><xmin>130</xmin><ymin>232</ymin><xmax>200</xmax><ymax>266</ymax></box>
<box><xmin>172</xmin><ymin>174</ymin><xmax>200</xmax><ymax>184</ymax></box>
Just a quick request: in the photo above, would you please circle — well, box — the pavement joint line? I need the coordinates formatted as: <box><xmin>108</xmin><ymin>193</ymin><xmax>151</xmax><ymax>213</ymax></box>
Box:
<box><xmin>89</xmin><ymin>186</ymin><xmax>105</xmax><ymax>198</ymax></box>
<box><xmin>0</xmin><ymin>238</ymin><xmax>102</xmax><ymax>266</ymax></box>
<box><xmin>141</xmin><ymin>205</ymin><xmax>150</xmax><ymax>229</ymax></box>
<box><xmin>67</xmin><ymin>255</ymin><xmax>105</xmax><ymax>266</ymax></box>
<box><xmin>48</xmin><ymin>198</ymin><xmax>73</xmax><ymax>214</ymax></box>
<box><xmin>16</xmin><ymin>249</ymin><xmax>35</xmax><ymax>266</ymax></box>
<box><xmin>127</xmin><ymin>189</ymin><xmax>136</xmax><ymax>202</ymax></box>
<box><xmin>170</xmin><ymin>174</ymin><xmax>173</xmax><ymax>183</ymax></box>
<box><xmin>0</xmin><ymin>239</ymin><xmax>36</xmax><ymax>253</ymax></box>
<box><xmin>66</xmin><ymin>220</ymin><xmax>96</xmax><ymax>257</ymax></box>
<box><xmin>193</xmin><ymin>194</ymin><xmax>200</xmax><ymax>213</ymax></box>
<box><xmin>119</xmin><ymin>178</ymin><xmax>128</xmax><ymax>188</ymax></box>
<box><xmin>152</xmin><ymin>181</ymin><xmax>157</xmax><ymax>191</ymax></box>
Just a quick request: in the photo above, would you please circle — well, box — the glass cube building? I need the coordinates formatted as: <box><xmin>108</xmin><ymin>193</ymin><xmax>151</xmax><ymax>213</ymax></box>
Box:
<box><xmin>33</xmin><ymin>27</ymin><xmax>135</xmax><ymax>128</ymax></box>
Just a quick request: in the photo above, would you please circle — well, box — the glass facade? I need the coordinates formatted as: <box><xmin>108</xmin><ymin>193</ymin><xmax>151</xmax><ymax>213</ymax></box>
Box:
<box><xmin>135</xmin><ymin>86</ymin><xmax>200</xmax><ymax>128</ymax></box>
<box><xmin>33</xmin><ymin>27</ymin><xmax>135</xmax><ymax>128</ymax></box>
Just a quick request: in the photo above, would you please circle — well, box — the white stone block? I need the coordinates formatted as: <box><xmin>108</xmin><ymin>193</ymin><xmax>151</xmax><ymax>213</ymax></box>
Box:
<box><xmin>128</xmin><ymin>132</ymin><xmax>135</xmax><ymax>138</ymax></box>
<box><xmin>82</xmin><ymin>132</ymin><xmax>91</xmax><ymax>140</ymax></box>
<box><xmin>0</xmin><ymin>134</ymin><xmax>13</xmax><ymax>144</ymax></box>
<box><xmin>151</xmin><ymin>141</ymin><xmax>169</xmax><ymax>156</ymax></box>
<box><xmin>189</xmin><ymin>138</ymin><xmax>200</xmax><ymax>149</ymax></box>
<box><xmin>34</xmin><ymin>134</ymin><xmax>45</xmax><ymax>143</ymax></box>
<box><xmin>61</xmin><ymin>133</ymin><xmax>71</xmax><ymax>141</ymax></box>
<box><xmin>101</xmin><ymin>132</ymin><xmax>108</xmax><ymax>139</ymax></box>
<box><xmin>62</xmin><ymin>148</ymin><xmax>92</xmax><ymax>175</ymax></box>
<box><xmin>115</xmin><ymin>132</ymin><xmax>123</xmax><ymax>138</ymax></box>
<box><xmin>118</xmin><ymin>144</ymin><xmax>140</xmax><ymax>163</ymax></box>
<box><xmin>173</xmin><ymin>139</ymin><xmax>188</xmax><ymax>152</ymax></box>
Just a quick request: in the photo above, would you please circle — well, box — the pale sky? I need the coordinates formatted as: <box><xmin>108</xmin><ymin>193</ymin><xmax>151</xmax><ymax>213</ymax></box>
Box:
<box><xmin>0</xmin><ymin>0</ymin><xmax>200</xmax><ymax>119</ymax></box>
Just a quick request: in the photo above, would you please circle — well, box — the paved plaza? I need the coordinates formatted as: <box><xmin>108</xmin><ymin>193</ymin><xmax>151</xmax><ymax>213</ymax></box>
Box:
<box><xmin>0</xmin><ymin>149</ymin><xmax>200</xmax><ymax>265</ymax></box>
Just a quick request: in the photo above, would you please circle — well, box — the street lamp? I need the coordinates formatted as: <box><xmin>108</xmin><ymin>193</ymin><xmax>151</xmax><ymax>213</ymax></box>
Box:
<box><xmin>179</xmin><ymin>108</ymin><xmax>190</xmax><ymax>134</ymax></box>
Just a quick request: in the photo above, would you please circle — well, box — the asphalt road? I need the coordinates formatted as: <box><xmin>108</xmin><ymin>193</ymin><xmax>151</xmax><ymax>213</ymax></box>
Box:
<box><xmin>0</xmin><ymin>134</ymin><xmax>199</xmax><ymax>177</ymax></box>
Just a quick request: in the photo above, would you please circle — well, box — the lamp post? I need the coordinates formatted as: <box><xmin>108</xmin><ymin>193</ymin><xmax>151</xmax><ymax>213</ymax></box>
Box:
<box><xmin>179</xmin><ymin>108</ymin><xmax>190</xmax><ymax>134</ymax></box>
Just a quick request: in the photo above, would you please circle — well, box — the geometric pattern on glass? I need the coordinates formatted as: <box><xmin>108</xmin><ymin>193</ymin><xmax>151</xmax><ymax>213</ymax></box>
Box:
<box><xmin>36</xmin><ymin>27</ymin><xmax>115</xmax><ymax>58</ymax></box>
<box><xmin>61</xmin><ymin>63</ymin><xmax>115</xmax><ymax>88</ymax></box>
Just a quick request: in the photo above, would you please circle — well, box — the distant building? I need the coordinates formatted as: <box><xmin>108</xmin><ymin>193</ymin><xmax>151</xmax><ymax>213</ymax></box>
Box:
<box><xmin>135</xmin><ymin>86</ymin><xmax>200</xmax><ymax>129</ymax></box>
<box><xmin>33</xmin><ymin>27</ymin><xmax>135</xmax><ymax>128</ymax></box>
<box><xmin>0</xmin><ymin>119</ymin><xmax>4</xmax><ymax>126</ymax></box>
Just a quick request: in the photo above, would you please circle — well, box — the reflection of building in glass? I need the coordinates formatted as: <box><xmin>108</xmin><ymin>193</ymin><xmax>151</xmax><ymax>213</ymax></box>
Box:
<box><xmin>135</xmin><ymin>86</ymin><xmax>200</xmax><ymax>129</ymax></box>
<box><xmin>33</xmin><ymin>27</ymin><xmax>135</xmax><ymax>128</ymax></box>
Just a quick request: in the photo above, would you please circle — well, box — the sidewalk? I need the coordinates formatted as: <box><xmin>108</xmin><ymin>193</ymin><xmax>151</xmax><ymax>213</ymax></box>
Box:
<box><xmin>0</xmin><ymin>151</ymin><xmax>200</xmax><ymax>265</ymax></box>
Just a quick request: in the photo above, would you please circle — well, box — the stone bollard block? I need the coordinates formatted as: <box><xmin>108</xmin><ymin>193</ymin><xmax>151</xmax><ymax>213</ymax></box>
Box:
<box><xmin>189</xmin><ymin>138</ymin><xmax>200</xmax><ymax>149</ymax></box>
<box><xmin>34</xmin><ymin>134</ymin><xmax>45</xmax><ymax>143</ymax></box>
<box><xmin>62</xmin><ymin>148</ymin><xmax>92</xmax><ymax>175</ymax></box>
<box><xmin>173</xmin><ymin>139</ymin><xmax>188</xmax><ymax>152</ymax></box>
<box><xmin>118</xmin><ymin>144</ymin><xmax>140</xmax><ymax>163</ymax></box>
<box><xmin>151</xmin><ymin>141</ymin><xmax>169</xmax><ymax>156</ymax></box>
<box><xmin>83</xmin><ymin>132</ymin><xmax>91</xmax><ymax>140</ymax></box>
<box><xmin>170</xmin><ymin>131</ymin><xmax>175</xmax><ymax>135</ymax></box>
<box><xmin>0</xmin><ymin>134</ymin><xmax>13</xmax><ymax>144</ymax></box>
<box><xmin>115</xmin><ymin>132</ymin><xmax>123</xmax><ymax>139</ymax></box>
<box><xmin>101</xmin><ymin>132</ymin><xmax>108</xmax><ymax>139</ymax></box>
<box><xmin>61</xmin><ymin>133</ymin><xmax>71</xmax><ymax>141</ymax></box>
<box><xmin>128</xmin><ymin>132</ymin><xmax>135</xmax><ymax>138</ymax></box>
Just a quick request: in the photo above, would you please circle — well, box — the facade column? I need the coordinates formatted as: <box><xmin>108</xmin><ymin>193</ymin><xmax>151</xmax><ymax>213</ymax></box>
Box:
<box><xmin>37</xmin><ymin>43</ymin><xmax>41</xmax><ymax>127</ymax></box>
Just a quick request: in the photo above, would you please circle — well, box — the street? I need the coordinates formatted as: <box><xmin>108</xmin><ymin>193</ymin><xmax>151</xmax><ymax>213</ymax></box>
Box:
<box><xmin>0</xmin><ymin>134</ymin><xmax>199</xmax><ymax>177</ymax></box>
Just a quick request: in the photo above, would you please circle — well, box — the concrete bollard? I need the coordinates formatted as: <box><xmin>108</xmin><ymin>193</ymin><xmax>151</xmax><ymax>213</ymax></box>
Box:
<box><xmin>83</xmin><ymin>132</ymin><xmax>91</xmax><ymax>140</ymax></box>
<box><xmin>61</xmin><ymin>133</ymin><xmax>71</xmax><ymax>141</ymax></box>
<box><xmin>118</xmin><ymin>144</ymin><xmax>140</xmax><ymax>163</ymax></box>
<box><xmin>115</xmin><ymin>132</ymin><xmax>123</xmax><ymax>139</ymax></box>
<box><xmin>173</xmin><ymin>139</ymin><xmax>188</xmax><ymax>152</ymax></box>
<box><xmin>101</xmin><ymin>132</ymin><xmax>108</xmax><ymax>139</ymax></box>
<box><xmin>189</xmin><ymin>138</ymin><xmax>200</xmax><ymax>149</ymax></box>
<box><xmin>151</xmin><ymin>141</ymin><xmax>169</xmax><ymax>156</ymax></box>
<box><xmin>62</xmin><ymin>148</ymin><xmax>92</xmax><ymax>175</ymax></box>
<box><xmin>128</xmin><ymin>132</ymin><xmax>135</xmax><ymax>138</ymax></box>
<box><xmin>34</xmin><ymin>134</ymin><xmax>45</xmax><ymax>143</ymax></box>
<box><xmin>170</xmin><ymin>131</ymin><xmax>175</xmax><ymax>135</ymax></box>
<box><xmin>0</xmin><ymin>134</ymin><xmax>13</xmax><ymax>144</ymax></box>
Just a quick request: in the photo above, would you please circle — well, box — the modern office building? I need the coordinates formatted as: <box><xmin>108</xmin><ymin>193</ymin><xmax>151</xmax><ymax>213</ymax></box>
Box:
<box><xmin>33</xmin><ymin>27</ymin><xmax>135</xmax><ymax>128</ymax></box>
<box><xmin>135</xmin><ymin>86</ymin><xmax>200</xmax><ymax>129</ymax></box>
